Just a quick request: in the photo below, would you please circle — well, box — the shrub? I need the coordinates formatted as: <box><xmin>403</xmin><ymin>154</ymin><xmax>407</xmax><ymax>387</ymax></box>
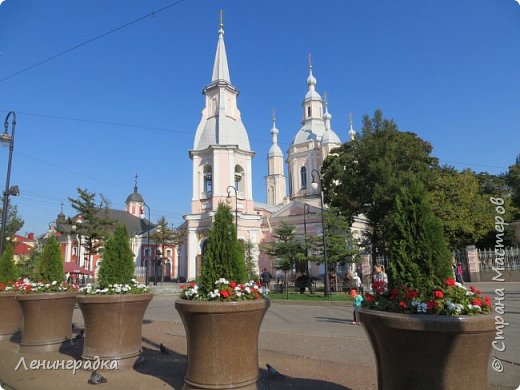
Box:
<box><xmin>0</xmin><ymin>244</ymin><xmax>18</xmax><ymax>284</ymax></box>
<box><xmin>98</xmin><ymin>225</ymin><xmax>134</xmax><ymax>288</ymax></box>
<box><xmin>36</xmin><ymin>236</ymin><xmax>65</xmax><ymax>283</ymax></box>
<box><xmin>200</xmin><ymin>203</ymin><xmax>247</xmax><ymax>293</ymax></box>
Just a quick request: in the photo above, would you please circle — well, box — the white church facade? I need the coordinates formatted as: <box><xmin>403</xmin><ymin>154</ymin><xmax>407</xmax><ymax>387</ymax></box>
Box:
<box><xmin>178</xmin><ymin>18</ymin><xmax>368</xmax><ymax>282</ymax></box>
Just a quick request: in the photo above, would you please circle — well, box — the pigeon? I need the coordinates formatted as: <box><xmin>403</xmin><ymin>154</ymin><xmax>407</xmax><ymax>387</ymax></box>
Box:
<box><xmin>266</xmin><ymin>364</ymin><xmax>285</xmax><ymax>380</ymax></box>
<box><xmin>159</xmin><ymin>343</ymin><xmax>169</xmax><ymax>355</ymax></box>
<box><xmin>88</xmin><ymin>370</ymin><xmax>107</xmax><ymax>385</ymax></box>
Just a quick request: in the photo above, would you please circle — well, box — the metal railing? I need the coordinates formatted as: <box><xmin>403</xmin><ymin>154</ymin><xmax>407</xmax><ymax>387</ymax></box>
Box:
<box><xmin>478</xmin><ymin>247</ymin><xmax>520</xmax><ymax>271</ymax></box>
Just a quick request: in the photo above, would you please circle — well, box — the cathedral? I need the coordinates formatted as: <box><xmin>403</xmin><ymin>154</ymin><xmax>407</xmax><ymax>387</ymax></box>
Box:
<box><xmin>178</xmin><ymin>18</ymin><xmax>367</xmax><ymax>281</ymax></box>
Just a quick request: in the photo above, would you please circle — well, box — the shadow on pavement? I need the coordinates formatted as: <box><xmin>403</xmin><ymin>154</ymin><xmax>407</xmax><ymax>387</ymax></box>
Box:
<box><xmin>314</xmin><ymin>316</ymin><xmax>353</xmax><ymax>324</ymax></box>
<box><xmin>136</xmin><ymin>336</ymin><xmax>351</xmax><ymax>390</ymax></box>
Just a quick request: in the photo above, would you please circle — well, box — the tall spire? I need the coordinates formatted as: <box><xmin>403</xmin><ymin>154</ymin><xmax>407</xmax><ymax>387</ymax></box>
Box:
<box><xmin>211</xmin><ymin>9</ymin><xmax>231</xmax><ymax>83</ymax></box>
<box><xmin>134</xmin><ymin>173</ymin><xmax>139</xmax><ymax>193</ymax></box>
<box><xmin>322</xmin><ymin>92</ymin><xmax>332</xmax><ymax>130</ymax></box>
<box><xmin>271</xmin><ymin>108</ymin><xmax>279</xmax><ymax>144</ymax></box>
<box><xmin>306</xmin><ymin>52</ymin><xmax>316</xmax><ymax>89</ymax></box>
<box><xmin>348</xmin><ymin>112</ymin><xmax>357</xmax><ymax>140</ymax></box>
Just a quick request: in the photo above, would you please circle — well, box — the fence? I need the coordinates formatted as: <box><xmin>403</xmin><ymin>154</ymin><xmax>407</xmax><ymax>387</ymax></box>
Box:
<box><xmin>478</xmin><ymin>247</ymin><xmax>520</xmax><ymax>271</ymax></box>
<box><xmin>135</xmin><ymin>266</ymin><xmax>146</xmax><ymax>284</ymax></box>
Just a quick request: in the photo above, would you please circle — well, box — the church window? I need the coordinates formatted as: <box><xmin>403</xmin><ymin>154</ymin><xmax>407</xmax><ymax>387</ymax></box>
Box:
<box><xmin>234</xmin><ymin>165</ymin><xmax>245</xmax><ymax>195</ymax></box>
<box><xmin>300</xmin><ymin>166</ymin><xmax>307</xmax><ymax>189</ymax></box>
<box><xmin>307</xmin><ymin>106</ymin><xmax>311</xmax><ymax>118</ymax></box>
<box><xmin>203</xmin><ymin>165</ymin><xmax>213</xmax><ymax>196</ymax></box>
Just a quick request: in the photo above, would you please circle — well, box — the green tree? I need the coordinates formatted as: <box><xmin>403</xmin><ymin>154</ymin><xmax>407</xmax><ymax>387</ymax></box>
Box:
<box><xmin>200</xmin><ymin>203</ymin><xmax>247</xmax><ymax>292</ymax></box>
<box><xmin>241</xmin><ymin>240</ymin><xmax>257</xmax><ymax>280</ymax></box>
<box><xmin>506</xmin><ymin>155</ymin><xmax>520</xmax><ymax>220</ymax></box>
<box><xmin>0</xmin><ymin>243</ymin><xmax>18</xmax><ymax>283</ymax></box>
<box><xmin>68</xmin><ymin>188</ymin><xmax>114</xmax><ymax>263</ymax></box>
<box><xmin>428</xmin><ymin>167</ymin><xmax>490</xmax><ymax>249</ymax></box>
<box><xmin>0</xmin><ymin>204</ymin><xmax>24</xmax><ymax>240</ymax></box>
<box><xmin>388</xmin><ymin>175</ymin><xmax>452</xmax><ymax>290</ymax></box>
<box><xmin>16</xmin><ymin>246</ymin><xmax>41</xmax><ymax>279</ymax></box>
<box><xmin>35</xmin><ymin>235</ymin><xmax>64</xmax><ymax>283</ymax></box>
<box><xmin>307</xmin><ymin>207</ymin><xmax>361</xmax><ymax>271</ymax></box>
<box><xmin>322</xmin><ymin>109</ymin><xmax>438</xmax><ymax>263</ymax></box>
<box><xmin>261</xmin><ymin>222</ymin><xmax>305</xmax><ymax>298</ymax></box>
<box><xmin>98</xmin><ymin>225</ymin><xmax>135</xmax><ymax>288</ymax></box>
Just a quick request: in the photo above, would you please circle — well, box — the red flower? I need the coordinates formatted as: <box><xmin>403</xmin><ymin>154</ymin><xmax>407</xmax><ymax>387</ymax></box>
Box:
<box><xmin>189</xmin><ymin>281</ymin><xmax>196</xmax><ymax>288</ymax></box>
<box><xmin>433</xmin><ymin>290</ymin><xmax>444</xmax><ymax>299</ymax></box>
<box><xmin>426</xmin><ymin>300</ymin><xmax>438</xmax><ymax>311</ymax></box>
<box><xmin>470</xmin><ymin>286</ymin><xmax>477</xmax><ymax>293</ymax></box>
<box><xmin>372</xmin><ymin>280</ymin><xmax>386</xmax><ymax>294</ymax></box>
<box><xmin>220</xmin><ymin>290</ymin><xmax>229</xmax><ymax>298</ymax></box>
<box><xmin>484</xmin><ymin>296</ymin><xmax>491</xmax><ymax>305</ymax></box>
<box><xmin>445</xmin><ymin>278</ymin><xmax>455</xmax><ymax>286</ymax></box>
<box><xmin>472</xmin><ymin>298</ymin><xmax>482</xmax><ymax>306</ymax></box>
<box><xmin>399</xmin><ymin>301</ymin><xmax>408</xmax><ymax>309</ymax></box>
<box><xmin>390</xmin><ymin>288</ymin><xmax>400</xmax><ymax>300</ymax></box>
<box><xmin>364</xmin><ymin>293</ymin><xmax>375</xmax><ymax>303</ymax></box>
<box><xmin>229</xmin><ymin>282</ymin><xmax>237</xmax><ymax>288</ymax></box>
<box><xmin>180</xmin><ymin>284</ymin><xmax>186</xmax><ymax>289</ymax></box>
<box><xmin>405</xmin><ymin>290</ymin><xmax>419</xmax><ymax>299</ymax></box>
<box><xmin>24</xmin><ymin>285</ymin><xmax>32</xmax><ymax>292</ymax></box>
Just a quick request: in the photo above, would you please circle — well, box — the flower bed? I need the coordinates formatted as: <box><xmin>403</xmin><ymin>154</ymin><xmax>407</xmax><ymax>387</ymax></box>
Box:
<box><xmin>363</xmin><ymin>278</ymin><xmax>492</xmax><ymax>316</ymax></box>
<box><xmin>80</xmin><ymin>279</ymin><xmax>148</xmax><ymax>295</ymax></box>
<box><xmin>14</xmin><ymin>279</ymin><xmax>78</xmax><ymax>294</ymax></box>
<box><xmin>180</xmin><ymin>278</ymin><xmax>269</xmax><ymax>301</ymax></box>
<box><xmin>0</xmin><ymin>281</ymin><xmax>16</xmax><ymax>293</ymax></box>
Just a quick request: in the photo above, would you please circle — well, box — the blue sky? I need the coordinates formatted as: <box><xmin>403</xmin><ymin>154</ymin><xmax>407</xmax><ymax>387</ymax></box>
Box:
<box><xmin>0</xmin><ymin>0</ymin><xmax>519</xmax><ymax>235</ymax></box>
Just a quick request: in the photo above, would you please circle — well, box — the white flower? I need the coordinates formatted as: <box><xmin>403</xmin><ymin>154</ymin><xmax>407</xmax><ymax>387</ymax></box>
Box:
<box><xmin>51</xmin><ymin>280</ymin><xmax>57</xmax><ymax>286</ymax></box>
<box><xmin>236</xmin><ymin>291</ymin><xmax>243</xmax><ymax>297</ymax></box>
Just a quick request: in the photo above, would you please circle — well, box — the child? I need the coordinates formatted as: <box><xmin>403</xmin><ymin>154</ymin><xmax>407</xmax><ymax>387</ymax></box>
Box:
<box><xmin>350</xmin><ymin>289</ymin><xmax>364</xmax><ymax>325</ymax></box>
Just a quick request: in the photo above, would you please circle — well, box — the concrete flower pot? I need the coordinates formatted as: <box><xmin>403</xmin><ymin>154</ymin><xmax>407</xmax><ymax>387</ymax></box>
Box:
<box><xmin>175</xmin><ymin>299</ymin><xmax>270</xmax><ymax>389</ymax></box>
<box><xmin>0</xmin><ymin>292</ymin><xmax>22</xmax><ymax>339</ymax></box>
<box><xmin>77</xmin><ymin>293</ymin><xmax>153</xmax><ymax>370</ymax></box>
<box><xmin>16</xmin><ymin>292</ymin><xmax>77</xmax><ymax>352</ymax></box>
<box><xmin>358</xmin><ymin>308</ymin><xmax>495</xmax><ymax>390</ymax></box>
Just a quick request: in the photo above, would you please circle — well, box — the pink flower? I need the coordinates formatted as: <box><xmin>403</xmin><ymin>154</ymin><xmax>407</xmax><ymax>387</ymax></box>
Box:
<box><xmin>433</xmin><ymin>290</ymin><xmax>444</xmax><ymax>299</ymax></box>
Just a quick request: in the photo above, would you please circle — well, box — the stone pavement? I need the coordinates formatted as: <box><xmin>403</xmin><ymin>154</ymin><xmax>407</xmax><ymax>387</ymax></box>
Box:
<box><xmin>0</xmin><ymin>282</ymin><xmax>519</xmax><ymax>390</ymax></box>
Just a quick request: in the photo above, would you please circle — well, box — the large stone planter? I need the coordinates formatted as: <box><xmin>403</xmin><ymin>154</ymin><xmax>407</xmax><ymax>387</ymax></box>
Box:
<box><xmin>358</xmin><ymin>308</ymin><xmax>495</xmax><ymax>390</ymax></box>
<box><xmin>77</xmin><ymin>293</ymin><xmax>153</xmax><ymax>370</ymax></box>
<box><xmin>175</xmin><ymin>299</ymin><xmax>270</xmax><ymax>389</ymax></box>
<box><xmin>16</xmin><ymin>292</ymin><xmax>77</xmax><ymax>352</ymax></box>
<box><xmin>0</xmin><ymin>292</ymin><xmax>22</xmax><ymax>339</ymax></box>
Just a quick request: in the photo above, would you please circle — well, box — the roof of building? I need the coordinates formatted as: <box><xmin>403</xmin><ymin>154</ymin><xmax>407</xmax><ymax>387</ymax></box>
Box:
<box><xmin>126</xmin><ymin>184</ymin><xmax>144</xmax><ymax>204</ymax></box>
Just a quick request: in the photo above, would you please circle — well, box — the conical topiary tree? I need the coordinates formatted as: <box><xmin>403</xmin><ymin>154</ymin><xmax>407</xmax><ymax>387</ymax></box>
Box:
<box><xmin>98</xmin><ymin>225</ymin><xmax>135</xmax><ymax>288</ymax></box>
<box><xmin>36</xmin><ymin>235</ymin><xmax>65</xmax><ymax>283</ymax></box>
<box><xmin>0</xmin><ymin>244</ymin><xmax>18</xmax><ymax>283</ymax></box>
<box><xmin>388</xmin><ymin>175</ymin><xmax>452</xmax><ymax>290</ymax></box>
<box><xmin>200</xmin><ymin>203</ymin><xmax>247</xmax><ymax>293</ymax></box>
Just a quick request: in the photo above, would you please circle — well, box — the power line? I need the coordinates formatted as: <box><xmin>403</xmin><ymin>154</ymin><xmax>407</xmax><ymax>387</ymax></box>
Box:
<box><xmin>0</xmin><ymin>0</ymin><xmax>188</xmax><ymax>83</ymax></box>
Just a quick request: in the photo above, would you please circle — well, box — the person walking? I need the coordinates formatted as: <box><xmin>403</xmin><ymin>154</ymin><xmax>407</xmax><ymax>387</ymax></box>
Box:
<box><xmin>372</xmin><ymin>264</ymin><xmax>388</xmax><ymax>290</ymax></box>
<box><xmin>456</xmin><ymin>262</ymin><xmax>464</xmax><ymax>284</ymax></box>
<box><xmin>261</xmin><ymin>268</ymin><xmax>272</xmax><ymax>289</ymax></box>
<box><xmin>350</xmin><ymin>289</ymin><xmax>364</xmax><ymax>325</ymax></box>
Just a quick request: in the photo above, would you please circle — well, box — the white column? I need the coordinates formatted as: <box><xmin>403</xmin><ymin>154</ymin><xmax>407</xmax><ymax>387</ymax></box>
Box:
<box><xmin>187</xmin><ymin>229</ymin><xmax>198</xmax><ymax>280</ymax></box>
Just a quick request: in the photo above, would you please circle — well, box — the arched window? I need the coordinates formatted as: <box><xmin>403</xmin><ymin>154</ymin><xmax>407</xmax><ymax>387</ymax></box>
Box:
<box><xmin>234</xmin><ymin>165</ymin><xmax>245</xmax><ymax>194</ymax></box>
<box><xmin>203</xmin><ymin>165</ymin><xmax>213</xmax><ymax>196</ymax></box>
<box><xmin>300</xmin><ymin>166</ymin><xmax>307</xmax><ymax>189</ymax></box>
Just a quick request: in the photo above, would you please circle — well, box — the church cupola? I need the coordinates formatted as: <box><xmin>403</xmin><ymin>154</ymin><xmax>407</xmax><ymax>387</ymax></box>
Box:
<box><xmin>348</xmin><ymin>113</ymin><xmax>357</xmax><ymax>141</ymax></box>
<box><xmin>266</xmin><ymin>110</ymin><xmax>286</xmax><ymax>206</ymax></box>
<box><xmin>126</xmin><ymin>174</ymin><xmax>145</xmax><ymax>217</ymax></box>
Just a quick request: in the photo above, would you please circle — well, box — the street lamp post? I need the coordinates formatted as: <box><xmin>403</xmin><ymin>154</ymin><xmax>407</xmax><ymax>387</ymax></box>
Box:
<box><xmin>226</xmin><ymin>185</ymin><xmax>238</xmax><ymax>238</ymax></box>
<box><xmin>311</xmin><ymin>169</ymin><xmax>331</xmax><ymax>298</ymax></box>
<box><xmin>0</xmin><ymin>111</ymin><xmax>19</xmax><ymax>255</ymax></box>
<box><xmin>140</xmin><ymin>203</ymin><xmax>152</xmax><ymax>286</ymax></box>
<box><xmin>302</xmin><ymin>203</ymin><xmax>310</xmax><ymax>258</ymax></box>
